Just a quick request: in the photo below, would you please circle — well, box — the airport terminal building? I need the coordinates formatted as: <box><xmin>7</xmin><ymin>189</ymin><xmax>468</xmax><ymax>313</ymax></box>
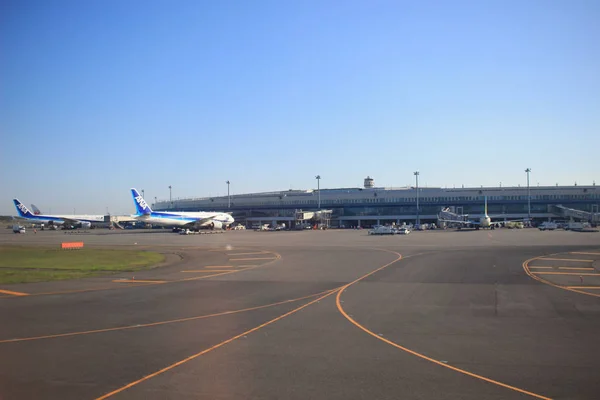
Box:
<box><xmin>154</xmin><ymin>177</ymin><xmax>600</xmax><ymax>228</ymax></box>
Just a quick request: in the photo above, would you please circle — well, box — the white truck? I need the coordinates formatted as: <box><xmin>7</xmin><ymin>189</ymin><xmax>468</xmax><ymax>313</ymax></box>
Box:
<box><xmin>12</xmin><ymin>225</ymin><xmax>26</xmax><ymax>234</ymax></box>
<box><xmin>564</xmin><ymin>222</ymin><xmax>585</xmax><ymax>231</ymax></box>
<box><xmin>538</xmin><ymin>222</ymin><xmax>558</xmax><ymax>231</ymax></box>
<box><xmin>368</xmin><ymin>226</ymin><xmax>396</xmax><ymax>235</ymax></box>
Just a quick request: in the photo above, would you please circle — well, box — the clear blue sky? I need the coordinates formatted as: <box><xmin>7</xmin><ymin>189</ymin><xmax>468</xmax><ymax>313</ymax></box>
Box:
<box><xmin>1</xmin><ymin>0</ymin><xmax>599</xmax><ymax>215</ymax></box>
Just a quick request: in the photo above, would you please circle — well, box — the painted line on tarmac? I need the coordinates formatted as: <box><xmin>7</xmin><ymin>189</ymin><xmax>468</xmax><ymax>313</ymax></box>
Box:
<box><xmin>94</xmin><ymin>288</ymin><xmax>340</xmax><ymax>400</ymax></box>
<box><xmin>113</xmin><ymin>279</ymin><xmax>167</xmax><ymax>284</ymax></box>
<box><xmin>566</xmin><ymin>286</ymin><xmax>600</xmax><ymax>289</ymax></box>
<box><xmin>226</xmin><ymin>252</ymin><xmax>266</xmax><ymax>256</ymax></box>
<box><xmin>92</xmin><ymin>249</ymin><xmax>409</xmax><ymax>399</ymax></box>
<box><xmin>229</xmin><ymin>257</ymin><xmax>277</xmax><ymax>261</ymax></box>
<box><xmin>527</xmin><ymin>266</ymin><xmax>553</xmax><ymax>269</ymax></box>
<box><xmin>523</xmin><ymin>254</ymin><xmax>600</xmax><ymax>298</ymax></box>
<box><xmin>336</xmin><ymin>249</ymin><xmax>552</xmax><ymax>400</ymax></box>
<box><xmin>531</xmin><ymin>272</ymin><xmax>599</xmax><ymax>276</ymax></box>
<box><xmin>0</xmin><ymin>283</ymin><xmax>159</xmax><ymax>299</ymax></box>
<box><xmin>0</xmin><ymin>288</ymin><xmax>338</xmax><ymax>344</ymax></box>
<box><xmin>538</xmin><ymin>258</ymin><xmax>593</xmax><ymax>263</ymax></box>
<box><xmin>0</xmin><ymin>289</ymin><xmax>29</xmax><ymax>296</ymax></box>
<box><xmin>203</xmin><ymin>266</ymin><xmax>236</xmax><ymax>269</ymax></box>
<box><xmin>181</xmin><ymin>269</ymin><xmax>248</xmax><ymax>273</ymax></box>
<box><xmin>0</xmin><ymin>249</ymin><xmax>282</xmax><ymax>299</ymax></box>
<box><xmin>570</xmin><ymin>252</ymin><xmax>600</xmax><ymax>256</ymax></box>
<box><xmin>558</xmin><ymin>267</ymin><xmax>595</xmax><ymax>271</ymax></box>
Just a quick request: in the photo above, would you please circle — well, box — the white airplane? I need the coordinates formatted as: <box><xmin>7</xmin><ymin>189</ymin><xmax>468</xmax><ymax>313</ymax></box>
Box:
<box><xmin>130</xmin><ymin>188</ymin><xmax>234</xmax><ymax>230</ymax></box>
<box><xmin>13</xmin><ymin>199</ymin><xmax>105</xmax><ymax>229</ymax></box>
<box><xmin>437</xmin><ymin>196</ymin><xmax>523</xmax><ymax>230</ymax></box>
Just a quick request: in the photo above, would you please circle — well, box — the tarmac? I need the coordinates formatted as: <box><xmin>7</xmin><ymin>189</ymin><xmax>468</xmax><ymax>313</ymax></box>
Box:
<box><xmin>0</xmin><ymin>228</ymin><xmax>599</xmax><ymax>399</ymax></box>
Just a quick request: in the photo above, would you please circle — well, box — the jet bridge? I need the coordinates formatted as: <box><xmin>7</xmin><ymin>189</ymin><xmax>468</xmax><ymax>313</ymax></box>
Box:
<box><xmin>549</xmin><ymin>205</ymin><xmax>600</xmax><ymax>223</ymax></box>
<box><xmin>294</xmin><ymin>209</ymin><xmax>332</xmax><ymax>229</ymax></box>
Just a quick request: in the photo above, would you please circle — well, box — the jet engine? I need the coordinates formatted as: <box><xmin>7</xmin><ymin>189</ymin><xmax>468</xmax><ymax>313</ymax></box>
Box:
<box><xmin>211</xmin><ymin>221</ymin><xmax>223</xmax><ymax>230</ymax></box>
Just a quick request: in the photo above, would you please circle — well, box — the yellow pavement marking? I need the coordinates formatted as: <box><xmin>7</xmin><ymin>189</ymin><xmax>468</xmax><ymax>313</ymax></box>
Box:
<box><xmin>523</xmin><ymin>256</ymin><xmax>600</xmax><ymax>298</ymax></box>
<box><xmin>229</xmin><ymin>257</ymin><xmax>277</xmax><ymax>261</ymax></box>
<box><xmin>0</xmin><ymin>288</ymin><xmax>337</xmax><ymax>344</ymax></box>
<box><xmin>94</xmin><ymin>289</ymin><xmax>338</xmax><ymax>400</ymax></box>
<box><xmin>335</xmin><ymin>250</ymin><xmax>551</xmax><ymax>400</ymax></box>
<box><xmin>181</xmin><ymin>270</ymin><xmax>245</xmax><ymax>273</ymax></box>
<box><xmin>570</xmin><ymin>252</ymin><xmax>600</xmax><ymax>256</ymax></box>
<box><xmin>226</xmin><ymin>252</ymin><xmax>265</xmax><ymax>256</ymax></box>
<box><xmin>566</xmin><ymin>286</ymin><xmax>600</xmax><ymax>289</ymax></box>
<box><xmin>527</xmin><ymin>266</ymin><xmax>553</xmax><ymax>269</ymax></box>
<box><xmin>558</xmin><ymin>267</ymin><xmax>595</xmax><ymax>270</ymax></box>
<box><xmin>204</xmin><ymin>266</ymin><xmax>236</xmax><ymax>269</ymax></box>
<box><xmin>1</xmin><ymin>249</ymin><xmax>281</xmax><ymax>300</ymax></box>
<box><xmin>531</xmin><ymin>272</ymin><xmax>600</xmax><ymax>276</ymax></box>
<box><xmin>538</xmin><ymin>258</ymin><xmax>593</xmax><ymax>262</ymax></box>
<box><xmin>0</xmin><ymin>289</ymin><xmax>29</xmax><ymax>296</ymax></box>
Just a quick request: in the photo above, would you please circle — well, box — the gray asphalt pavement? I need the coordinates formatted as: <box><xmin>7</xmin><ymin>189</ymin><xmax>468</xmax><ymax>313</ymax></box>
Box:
<box><xmin>0</xmin><ymin>228</ymin><xmax>599</xmax><ymax>399</ymax></box>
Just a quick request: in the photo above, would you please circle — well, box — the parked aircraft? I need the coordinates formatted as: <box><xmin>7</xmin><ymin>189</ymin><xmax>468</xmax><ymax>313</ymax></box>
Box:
<box><xmin>438</xmin><ymin>197</ymin><xmax>523</xmax><ymax>230</ymax></box>
<box><xmin>130</xmin><ymin>188</ymin><xmax>234</xmax><ymax>230</ymax></box>
<box><xmin>13</xmin><ymin>199</ymin><xmax>105</xmax><ymax>228</ymax></box>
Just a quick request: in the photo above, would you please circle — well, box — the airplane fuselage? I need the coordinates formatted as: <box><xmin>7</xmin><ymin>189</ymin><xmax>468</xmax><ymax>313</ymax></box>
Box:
<box><xmin>134</xmin><ymin>211</ymin><xmax>233</xmax><ymax>228</ymax></box>
<box><xmin>479</xmin><ymin>216</ymin><xmax>492</xmax><ymax>228</ymax></box>
<box><xmin>16</xmin><ymin>214</ymin><xmax>105</xmax><ymax>226</ymax></box>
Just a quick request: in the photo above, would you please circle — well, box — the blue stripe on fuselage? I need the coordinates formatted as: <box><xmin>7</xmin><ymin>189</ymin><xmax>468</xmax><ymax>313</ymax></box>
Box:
<box><xmin>139</xmin><ymin>212</ymin><xmax>229</xmax><ymax>224</ymax></box>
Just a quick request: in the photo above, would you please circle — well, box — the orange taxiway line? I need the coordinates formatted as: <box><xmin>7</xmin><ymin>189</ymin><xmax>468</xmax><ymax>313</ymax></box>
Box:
<box><xmin>0</xmin><ymin>287</ymin><xmax>339</xmax><ymax>344</ymax></box>
<box><xmin>94</xmin><ymin>288</ymin><xmax>339</xmax><ymax>400</ymax></box>
<box><xmin>565</xmin><ymin>286</ymin><xmax>600</xmax><ymax>289</ymax></box>
<box><xmin>92</xmin><ymin>250</ymin><xmax>401</xmax><ymax>399</ymax></box>
<box><xmin>335</xmin><ymin>250</ymin><xmax>552</xmax><ymax>400</ymax></box>
<box><xmin>537</xmin><ymin>258</ymin><xmax>593</xmax><ymax>263</ymax></box>
<box><xmin>0</xmin><ymin>289</ymin><xmax>29</xmax><ymax>296</ymax></box>
<box><xmin>531</xmin><ymin>272</ymin><xmax>599</xmax><ymax>276</ymax></box>
<box><xmin>523</xmin><ymin>256</ymin><xmax>600</xmax><ymax>298</ymax></box>
<box><xmin>0</xmin><ymin>249</ymin><xmax>282</xmax><ymax>299</ymax></box>
<box><xmin>181</xmin><ymin>270</ymin><xmax>247</xmax><ymax>273</ymax></box>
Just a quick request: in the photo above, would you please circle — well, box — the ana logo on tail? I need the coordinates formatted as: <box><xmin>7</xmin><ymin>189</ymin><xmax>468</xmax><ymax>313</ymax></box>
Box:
<box><xmin>13</xmin><ymin>200</ymin><xmax>32</xmax><ymax>216</ymax></box>
<box><xmin>135</xmin><ymin>196</ymin><xmax>149</xmax><ymax>210</ymax></box>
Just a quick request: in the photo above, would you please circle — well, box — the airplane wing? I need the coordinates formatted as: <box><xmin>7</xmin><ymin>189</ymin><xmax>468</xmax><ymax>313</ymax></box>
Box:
<box><xmin>437</xmin><ymin>218</ymin><xmax>480</xmax><ymax>225</ymax></box>
<box><xmin>182</xmin><ymin>215</ymin><xmax>220</xmax><ymax>229</ymax></box>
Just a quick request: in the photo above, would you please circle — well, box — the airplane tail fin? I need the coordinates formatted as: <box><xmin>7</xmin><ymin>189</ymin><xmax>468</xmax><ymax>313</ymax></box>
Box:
<box><xmin>131</xmin><ymin>188</ymin><xmax>152</xmax><ymax>215</ymax></box>
<box><xmin>31</xmin><ymin>204</ymin><xmax>41</xmax><ymax>215</ymax></box>
<box><xmin>13</xmin><ymin>199</ymin><xmax>34</xmax><ymax>218</ymax></box>
<box><xmin>484</xmin><ymin>196</ymin><xmax>488</xmax><ymax>216</ymax></box>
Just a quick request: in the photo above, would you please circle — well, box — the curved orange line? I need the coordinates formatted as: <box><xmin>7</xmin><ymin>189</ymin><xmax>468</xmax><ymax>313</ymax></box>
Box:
<box><xmin>336</xmin><ymin>250</ymin><xmax>552</xmax><ymax>400</ymax></box>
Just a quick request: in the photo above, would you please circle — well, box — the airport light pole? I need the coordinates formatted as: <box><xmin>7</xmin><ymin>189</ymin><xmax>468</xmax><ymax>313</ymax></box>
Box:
<box><xmin>525</xmin><ymin>168</ymin><xmax>531</xmax><ymax>222</ymax></box>
<box><xmin>226</xmin><ymin>181</ymin><xmax>231</xmax><ymax>209</ymax></box>
<box><xmin>168</xmin><ymin>185</ymin><xmax>172</xmax><ymax>209</ymax></box>
<box><xmin>142</xmin><ymin>189</ymin><xmax>145</xmax><ymax>199</ymax></box>
<box><xmin>154</xmin><ymin>196</ymin><xmax>157</xmax><ymax>208</ymax></box>
<box><xmin>414</xmin><ymin>171</ymin><xmax>420</xmax><ymax>226</ymax></box>
<box><xmin>315</xmin><ymin>175</ymin><xmax>321</xmax><ymax>209</ymax></box>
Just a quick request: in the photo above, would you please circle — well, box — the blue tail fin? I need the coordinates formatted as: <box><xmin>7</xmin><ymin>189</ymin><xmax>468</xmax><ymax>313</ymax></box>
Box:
<box><xmin>131</xmin><ymin>188</ymin><xmax>152</xmax><ymax>215</ymax></box>
<box><xmin>13</xmin><ymin>199</ymin><xmax>33</xmax><ymax>217</ymax></box>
